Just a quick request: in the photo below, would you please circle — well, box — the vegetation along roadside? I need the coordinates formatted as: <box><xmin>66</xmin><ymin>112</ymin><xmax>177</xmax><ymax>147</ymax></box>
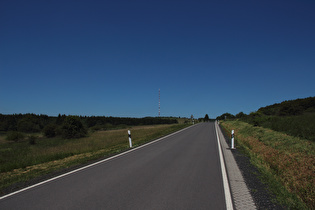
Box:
<box><xmin>0</xmin><ymin>123</ymin><xmax>190</xmax><ymax>195</ymax></box>
<box><xmin>220</xmin><ymin>120</ymin><xmax>314</xmax><ymax>209</ymax></box>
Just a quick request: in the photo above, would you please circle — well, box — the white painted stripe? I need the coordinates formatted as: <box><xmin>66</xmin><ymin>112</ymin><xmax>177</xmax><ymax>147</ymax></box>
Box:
<box><xmin>0</xmin><ymin>124</ymin><xmax>196</xmax><ymax>200</ymax></box>
<box><xmin>215</xmin><ymin>121</ymin><xmax>234</xmax><ymax>210</ymax></box>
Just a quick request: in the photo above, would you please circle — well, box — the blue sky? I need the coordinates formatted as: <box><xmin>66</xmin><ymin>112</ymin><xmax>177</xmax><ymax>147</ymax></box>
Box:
<box><xmin>1</xmin><ymin>0</ymin><xmax>314</xmax><ymax>118</ymax></box>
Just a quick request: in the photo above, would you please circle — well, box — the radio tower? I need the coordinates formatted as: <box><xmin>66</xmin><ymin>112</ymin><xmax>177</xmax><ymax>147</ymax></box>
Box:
<box><xmin>158</xmin><ymin>89</ymin><xmax>160</xmax><ymax>117</ymax></box>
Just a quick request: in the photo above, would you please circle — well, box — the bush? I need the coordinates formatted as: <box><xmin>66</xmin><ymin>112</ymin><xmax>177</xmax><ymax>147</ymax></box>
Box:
<box><xmin>6</xmin><ymin>131</ymin><xmax>25</xmax><ymax>142</ymax></box>
<box><xmin>90</xmin><ymin>125</ymin><xmax>104</xmax><ymax>132</ymax></box>
<box><xmin>61</xmin><ymin>116</ymin><xmax>87</xmax><ymax>139</ymax></box>
<box><xmin>43</xmin><ymin>124</ymin><xmax>57</xmax><ymax>138</ymax></box>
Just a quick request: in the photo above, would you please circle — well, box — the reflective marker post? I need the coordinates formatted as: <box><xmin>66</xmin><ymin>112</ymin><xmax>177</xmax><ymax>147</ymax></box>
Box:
<box><xmin>128</xmin><ymin>130</ymin><xmax>132</xmax><ymax>148</ymax></box>
<box><xmin>231</xmin><ymin>130</ymin><xmax>235</xmax><ymax>149</ymax></box>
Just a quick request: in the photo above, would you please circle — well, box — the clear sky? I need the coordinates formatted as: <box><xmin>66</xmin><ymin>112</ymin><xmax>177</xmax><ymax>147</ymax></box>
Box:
<box><xmin>1</xmin><ymin>0</ymin><xmax>314</xmax><ymax>118</ymax></box>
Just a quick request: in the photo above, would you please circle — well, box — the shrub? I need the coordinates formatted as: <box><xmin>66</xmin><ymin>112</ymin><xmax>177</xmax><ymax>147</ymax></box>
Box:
<box><xmin>43</xmin><ymin>124</ymin><xmax>57</xmax><ymax>138</ymax></box>
<box><xmin>6</xmin><ymin>131</ymin><xmax>25</xmax><ymax>142</ymax></box>
<box><xmin>61</xmin><ymin>116</ymin><xmax>87</xmax><ymax>139</ymax></box>
<box><xmin>90</xmin><ymin>125</ymin><xmax>103</xmax><ymax>131</ymax></box>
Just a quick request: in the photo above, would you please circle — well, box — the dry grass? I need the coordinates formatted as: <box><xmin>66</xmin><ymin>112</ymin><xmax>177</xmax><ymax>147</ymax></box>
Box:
<box><xmin>221</xmin><ymin>120</ymin><xmax>314</xmax><ymax>209</ymax></box>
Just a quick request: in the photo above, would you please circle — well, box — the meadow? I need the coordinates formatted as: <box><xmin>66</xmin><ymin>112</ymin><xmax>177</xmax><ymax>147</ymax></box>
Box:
<box><xmin>0</xmin><ymin>123</ymin><xmax>189</xmax><ymax>194</ymax></box>
<box><xmin>220</xmin><ymin>120</ymin><xmax>314</xmax><ymax>209</ymax></box>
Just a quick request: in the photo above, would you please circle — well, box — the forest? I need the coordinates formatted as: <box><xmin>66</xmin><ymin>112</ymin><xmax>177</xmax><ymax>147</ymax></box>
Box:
<box><xmin>217</xmin><ymin>96</ymin><xmax>315</xmax><ymax>142</ymax></box>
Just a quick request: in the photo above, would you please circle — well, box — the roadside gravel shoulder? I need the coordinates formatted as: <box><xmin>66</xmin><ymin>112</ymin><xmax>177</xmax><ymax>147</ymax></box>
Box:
<box><xmin>218</xmin><ymin>123</ymin><xmax>286</xmax><ymax>209</ymax></box>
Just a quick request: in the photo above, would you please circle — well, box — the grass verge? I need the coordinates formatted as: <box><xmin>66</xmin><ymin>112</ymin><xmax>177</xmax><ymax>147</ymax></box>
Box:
<box><xmin>0</xmin><ymin>124</ymin><xmax>189</xmax><ymax>194</ymax></box>
<box><xmin>220</xmin><ymin>120</ymin><xmax>314</xmax><ymax>209</ymax></box>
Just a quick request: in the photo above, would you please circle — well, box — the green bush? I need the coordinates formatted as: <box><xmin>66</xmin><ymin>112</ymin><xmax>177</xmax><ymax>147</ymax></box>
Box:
<box><xmin>90</xmin><ymin>125</ymin><xmax>104</xmax><ymax>131</ymax></box>
<box><xmin>61</xmin><ymin>116</ymin><xmax>87</xmax><ymax>139</ymax></box>
<box><xmin>6</xmin><ymin>131</ymin><xmax>25</xmax><ymax>142</ymax></box>
<box><xmin>43</xmin><ymin>124</ymin><xmax>57</xmax><ymax>138</ymax></box>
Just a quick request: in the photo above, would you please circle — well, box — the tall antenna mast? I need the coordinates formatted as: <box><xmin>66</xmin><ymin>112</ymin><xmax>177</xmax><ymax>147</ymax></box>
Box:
<box><xmin>158</xmin><ymin>89</ymin><xmax>160</xmax><ymax>117</ymax></box>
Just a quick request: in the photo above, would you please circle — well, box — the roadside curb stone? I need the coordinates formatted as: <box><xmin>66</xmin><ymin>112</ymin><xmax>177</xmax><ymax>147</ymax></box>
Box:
<box><xmin>216</xmin><ymin>122</ymin><xmax>257</xmax><ymax>210</ymax></box>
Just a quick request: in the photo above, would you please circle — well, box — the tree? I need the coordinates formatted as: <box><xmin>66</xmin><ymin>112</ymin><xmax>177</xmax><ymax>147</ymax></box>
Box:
<box><xmin>61</xmin><ymin>116</ymin><xmax>87</xmax><ymax>139</ymax></box>
<box><xmin>216</xmin><ymin>113</ymin><xmax>235</xmax><ymax>120</ymax></box>
<box><xmin>204</xmin><ymin>114</ymin><xmax>210</xmax><ymax>122</ymax></box>
<box><xmin>235</xmin><ymin>112</ymin><xmax>246</xmax><ymax>118</ymax></box>
<box><xmin>249</xmin><ymin>111</ymin><xmax>263</xmax><ymax>126</ymax></box>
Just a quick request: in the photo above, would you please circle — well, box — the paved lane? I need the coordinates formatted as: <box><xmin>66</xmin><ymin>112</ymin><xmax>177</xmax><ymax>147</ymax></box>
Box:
<box><xmin>0</xmin><ymin>122</ymin><xmax>226</xmax><ymax>209</ymax></box>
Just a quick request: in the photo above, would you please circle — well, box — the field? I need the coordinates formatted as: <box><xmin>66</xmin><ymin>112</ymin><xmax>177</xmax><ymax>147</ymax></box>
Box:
<box><xmin>0</xmin><ymin>123</ymin><xmax>189</xmax><ymax>194</ymax></box>
<box><xmin>220</xmin><ymin>120</ymin><xmax>314</xmax><ymax>209</ymax></box>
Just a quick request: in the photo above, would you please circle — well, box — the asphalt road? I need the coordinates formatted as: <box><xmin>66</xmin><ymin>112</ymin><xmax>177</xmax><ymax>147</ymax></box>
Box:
<box><xmin>0</xmin><ymin>122</ymin><xmax>227</xmax><ymax>210</ymax></box>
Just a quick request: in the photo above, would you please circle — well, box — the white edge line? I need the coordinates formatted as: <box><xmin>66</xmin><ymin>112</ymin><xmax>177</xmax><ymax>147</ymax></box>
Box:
<box><xmin>0</xmin><ymin>124</ymin><xmax>196</xmax><ymax>200</ymax></box>
<box><xmin>215</xmin><ymin>121</ymin><xmax>234</xmax><ymax>210</ymax></box>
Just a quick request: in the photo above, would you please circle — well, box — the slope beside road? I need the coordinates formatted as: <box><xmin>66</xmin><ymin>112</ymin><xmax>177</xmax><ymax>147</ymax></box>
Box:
<box><xmin>0</xmin><ymin>123</ymin><xmax>227</xmax><ymax>209</ymax></box>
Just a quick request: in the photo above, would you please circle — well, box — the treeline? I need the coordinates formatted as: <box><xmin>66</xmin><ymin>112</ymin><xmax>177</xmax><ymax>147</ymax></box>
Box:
<box><xmin>0</xmin><ymin>113</ymin><xmax>178</xmax><ymax>140</ymax></box>
<box><xmin>216</xmin><ymin>96</ymin><xmax>315</xmax><ymax>142</ymax></box>
<box><xmin>258</xmin><ymin>97</ymin><xmax>315</xmax><ymax>116</ymax></box>
<box><xmin>84</xmin><ymin>116</ymin><xmax>177</xmax><ymax>129</ymax></box>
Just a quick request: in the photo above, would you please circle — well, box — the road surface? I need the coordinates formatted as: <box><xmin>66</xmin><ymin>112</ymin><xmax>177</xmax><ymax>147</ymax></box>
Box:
<box><xmin>0</xmin><ymin>122</ymin><xmax>227</xmax><ymax>209</ymax></box>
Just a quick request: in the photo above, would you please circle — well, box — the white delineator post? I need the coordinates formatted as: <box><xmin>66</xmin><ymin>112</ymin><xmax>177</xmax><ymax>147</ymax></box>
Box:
<box><xmin>231</xmin><ymin>130</ymin><xmax>235</xmax><ymax>149</ymax></box>
<box><xmin>128</xmin><ymin>130</ymin><xmax>132</xmax><ymax>148</ymax></box>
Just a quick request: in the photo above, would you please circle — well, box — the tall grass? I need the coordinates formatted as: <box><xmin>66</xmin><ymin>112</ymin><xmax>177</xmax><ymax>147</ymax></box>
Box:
<box><xmin>0</xmin><ymin>124</ymin><xmax>189</xmax><ymax>193</ymax></box>
<box><xmin>221</xmin><ymin>120</ymin><xmax>314</xmax><ymax>209</ymax></box>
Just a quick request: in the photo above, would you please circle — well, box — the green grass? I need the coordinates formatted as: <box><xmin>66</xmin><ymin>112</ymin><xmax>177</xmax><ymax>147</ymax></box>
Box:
<box><xmin>0</xmin><ymin>124</ymin><xmax>189</xmax><ymax>194</ymax></box>
<box><xmin>221</xmin><ymin>120</ymin><xmax>314</xmax><ymax>209</ymax></box>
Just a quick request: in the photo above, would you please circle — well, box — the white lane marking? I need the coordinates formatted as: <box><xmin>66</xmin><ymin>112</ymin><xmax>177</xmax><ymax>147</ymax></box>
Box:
<box><xmin>0</xmin><ymin>124</ymin><xmax>196</xmax><ymax>200</ymax></box>
<box><xmin>215</xmin><ymin>121</ymin><xmax>234</xmax><ymax>210</ymax></box>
